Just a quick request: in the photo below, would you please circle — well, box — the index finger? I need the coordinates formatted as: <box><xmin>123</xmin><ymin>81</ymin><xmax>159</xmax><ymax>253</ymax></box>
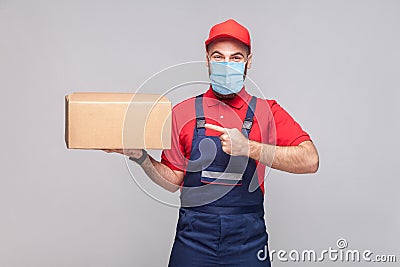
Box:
<box><xmin>204</xmin><ymin>123</ymin><xmax>228</xmax><ymax>134</ymax></box>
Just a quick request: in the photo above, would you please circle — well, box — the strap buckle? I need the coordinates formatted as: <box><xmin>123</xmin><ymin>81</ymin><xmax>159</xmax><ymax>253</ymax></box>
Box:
<box><xmin>242</xmin><ymin>119</ymin><xmax>253</xmax><ymax>130</ymax></box>
<box><xmin>196</xmin><ymin>118</ymin><xmax>206</xmax><ymax>128</ymax></box>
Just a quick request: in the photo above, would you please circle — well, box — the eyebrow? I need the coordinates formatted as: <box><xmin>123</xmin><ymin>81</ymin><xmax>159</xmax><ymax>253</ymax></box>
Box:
<box><xmin>230</xmin><ymin>52</ymin><xmax>245</xmax><ymax>57</ymax></box>
<box><xmin>210</xmin><ymin>50</ymin><xmax>245</xmax><ymax>57</ymax></box>
<box><xmin>210</xmin><ymin>50</ymin><xmax>223</xmax><ymax>56</ymax></box>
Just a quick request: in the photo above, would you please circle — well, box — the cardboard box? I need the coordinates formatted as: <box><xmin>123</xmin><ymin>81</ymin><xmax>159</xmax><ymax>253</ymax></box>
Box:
<box><xmin>65</xmin><ymin>92</ymin><xmax>171</xmax><ymax>149</ymax></box>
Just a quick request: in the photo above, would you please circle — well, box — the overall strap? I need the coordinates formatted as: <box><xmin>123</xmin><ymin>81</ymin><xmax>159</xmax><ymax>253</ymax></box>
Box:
<box><xmin>195</xmin><ymin>94</ymin><xmax>205</xmax><ymax>135</ymax></box>
<box><xmin>242</xmin><ymin>96</ymin><xmax>257</xmax><ymax>138</ymax></box>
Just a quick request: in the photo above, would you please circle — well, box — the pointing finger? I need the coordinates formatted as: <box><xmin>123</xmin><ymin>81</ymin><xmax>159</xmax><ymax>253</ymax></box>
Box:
<box><xmin>204</xmin><ymin>123</ymin><xmax>228</xmax><ymax>134</ymax></box>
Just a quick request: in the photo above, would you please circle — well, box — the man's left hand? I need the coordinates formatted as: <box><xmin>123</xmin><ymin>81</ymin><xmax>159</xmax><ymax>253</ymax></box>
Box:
<box><xmin>204</xmin><ymin>123</ymin><xmax>249</xmax><ymax>156</ymax></box>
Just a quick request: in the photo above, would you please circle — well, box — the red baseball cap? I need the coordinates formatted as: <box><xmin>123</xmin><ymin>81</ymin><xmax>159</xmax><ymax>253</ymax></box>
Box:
<box><xmin>205</xmin><ymin>19</ymin><xmax>251</xmax><ymax>52</ymax></box>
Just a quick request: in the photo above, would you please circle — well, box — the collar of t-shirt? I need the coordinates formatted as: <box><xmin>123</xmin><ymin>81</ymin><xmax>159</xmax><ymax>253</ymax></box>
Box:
<box><xmin>203</xmin><ymin>86</ymin><xmax>251</xmax><ymax>109</ymax></box>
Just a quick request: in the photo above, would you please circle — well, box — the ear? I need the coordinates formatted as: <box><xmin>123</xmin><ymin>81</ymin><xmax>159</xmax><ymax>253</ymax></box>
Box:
<box><xmin>205</xmin><ymin>51</ymin><xmax>210</xmax><ymax>67</ymax></box>
<box><xmin>246</xmin><ymin>53</ymin><xmax>253</xmax><ymax>69</ymax></box>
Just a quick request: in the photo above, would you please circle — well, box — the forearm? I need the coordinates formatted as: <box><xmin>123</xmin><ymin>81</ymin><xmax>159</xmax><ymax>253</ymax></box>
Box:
<box><xmin>249</xmin><ymin>140</ymin><xmax>319</xmax><ymax>174</ymax></box>
<box><xmin>137</xmin><ymin>155</ymin><xmax>181</xmax><ymax>192</ymax></box>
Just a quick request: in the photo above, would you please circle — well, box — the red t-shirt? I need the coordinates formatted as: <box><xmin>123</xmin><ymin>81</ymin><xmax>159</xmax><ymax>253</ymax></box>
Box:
<box><xmin>161</xmin><ymin>87</ymin><xmax>311</xmax><ymax>193</ymax></box>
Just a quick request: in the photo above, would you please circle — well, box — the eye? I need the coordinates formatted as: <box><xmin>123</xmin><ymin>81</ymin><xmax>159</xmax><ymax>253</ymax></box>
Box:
<box><xmin>232</xmin><ymin>56</ymin><xmax>243</xmax><ymax>62</ymax></box>
<box><xmin>212</xmin><ymin>54</ymin><xmax>223</xmax><ymax>61</ymax></box>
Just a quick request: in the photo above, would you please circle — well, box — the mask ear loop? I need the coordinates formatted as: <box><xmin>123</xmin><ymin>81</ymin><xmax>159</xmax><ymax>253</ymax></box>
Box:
<box><xmin>243</xmin><ymin>51</ymin><xmax>253</xmax><ymax>79</ymax></box>
<box><xmin>243</xmin><ymin>58</ymin><xmax>249</xmax><ymax>80</ymax></box>
<box><xmin>207</xmin><ymin>56</ymin><xmax>213</xmax><ymax>77</ymax></box>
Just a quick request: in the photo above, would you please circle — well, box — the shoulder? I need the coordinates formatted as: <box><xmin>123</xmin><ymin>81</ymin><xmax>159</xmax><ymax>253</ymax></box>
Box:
<box><xmin>172</xmin><ymin>96</ymin><xmax>196</xmax><ymax>112</ymax></box>
<box><xmin>251</xmin><ymin>96</ymin><xmax>279</xmax><ymax>113</ymax></box>
<box><xmin>255</xmin><ymin>97</ymin><xmax>282</xmax><ymax>114</ymax></box>
<box><xmin>252</xmin><ymin>97</ymin><xmax>292</xmax><ymax>122</ymax></box>
<box><xmin>170</xmin><ymin>96</ymin><xmax>197</xmax><ymax>128</ymax></box>
<box><xmin>247</xmin><ymin>93</ymin><xmax>277</xmax><ymax>107</ymax></box>
<box><xmin>171</xmin><ymin>96</ymin><xmax>196</xmax><ymax>119</ymax></box>
<box><xmin>266</xmin><ymin>99</ymin><xmax>278</xmax><ymax>107</ymax></box>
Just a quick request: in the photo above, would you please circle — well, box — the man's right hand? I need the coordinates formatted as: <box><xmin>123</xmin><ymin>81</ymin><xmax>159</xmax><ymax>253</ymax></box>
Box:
<box><xmin>102</xmin><ymin>149</ymin><xmax>143</xmax><ymax>159</ymax></box>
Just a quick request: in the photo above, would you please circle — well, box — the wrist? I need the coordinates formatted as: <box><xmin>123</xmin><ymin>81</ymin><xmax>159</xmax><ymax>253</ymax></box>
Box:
<box><xmin>248</xmin><ymin>140</ymin><xmax>261</xmax><ymax>160</ymax></box>
<box><xmin>129</xmin><ymin>149</ymin><xmax>148</xmax><ymax>165</ymax></box>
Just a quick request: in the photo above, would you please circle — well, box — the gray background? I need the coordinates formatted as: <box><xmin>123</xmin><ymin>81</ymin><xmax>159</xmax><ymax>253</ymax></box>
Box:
<box><xmin>1</xmin><ymin>0</ymin><xmax>399</xmax><ymax>266</ymax></box>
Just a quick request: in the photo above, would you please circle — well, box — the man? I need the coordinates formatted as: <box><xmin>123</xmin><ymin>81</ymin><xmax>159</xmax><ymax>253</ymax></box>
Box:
<box><xmin>105</xmin><ymin>19</ymin><xmax>319</xmax><ymax>266</ymax></box>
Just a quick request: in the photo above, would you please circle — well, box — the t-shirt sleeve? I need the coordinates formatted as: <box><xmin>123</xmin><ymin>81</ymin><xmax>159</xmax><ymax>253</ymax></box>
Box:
<box><xmin>268</xmin><ymin>100</ymin><xmax>311</xmax><ymax>146</ymax></box>
<box><xmin>161</xmin><ymin>107</ymin><xmax>187</xmax><ymax>172</ymax></box>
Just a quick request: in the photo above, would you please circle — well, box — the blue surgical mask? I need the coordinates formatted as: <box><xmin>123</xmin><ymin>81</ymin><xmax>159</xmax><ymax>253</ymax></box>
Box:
<box><xmin>209</xmin><ymin>61</ymin><xmax>245</xmax><ymax>95</ymax></box>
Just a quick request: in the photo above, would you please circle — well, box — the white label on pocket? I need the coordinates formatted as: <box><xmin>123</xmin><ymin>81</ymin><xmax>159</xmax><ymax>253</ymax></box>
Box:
<box><xmin>201</xmin><ymin>170</ymin><xmax>242</xmax><ymax>181</ymax></box>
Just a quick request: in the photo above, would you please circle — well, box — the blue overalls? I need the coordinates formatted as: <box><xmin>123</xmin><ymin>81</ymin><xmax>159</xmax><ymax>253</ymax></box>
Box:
<box><xmin>168</xmin><ymin>94</ymin><xmax>271</xmax><ymax>266</ymax></box>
